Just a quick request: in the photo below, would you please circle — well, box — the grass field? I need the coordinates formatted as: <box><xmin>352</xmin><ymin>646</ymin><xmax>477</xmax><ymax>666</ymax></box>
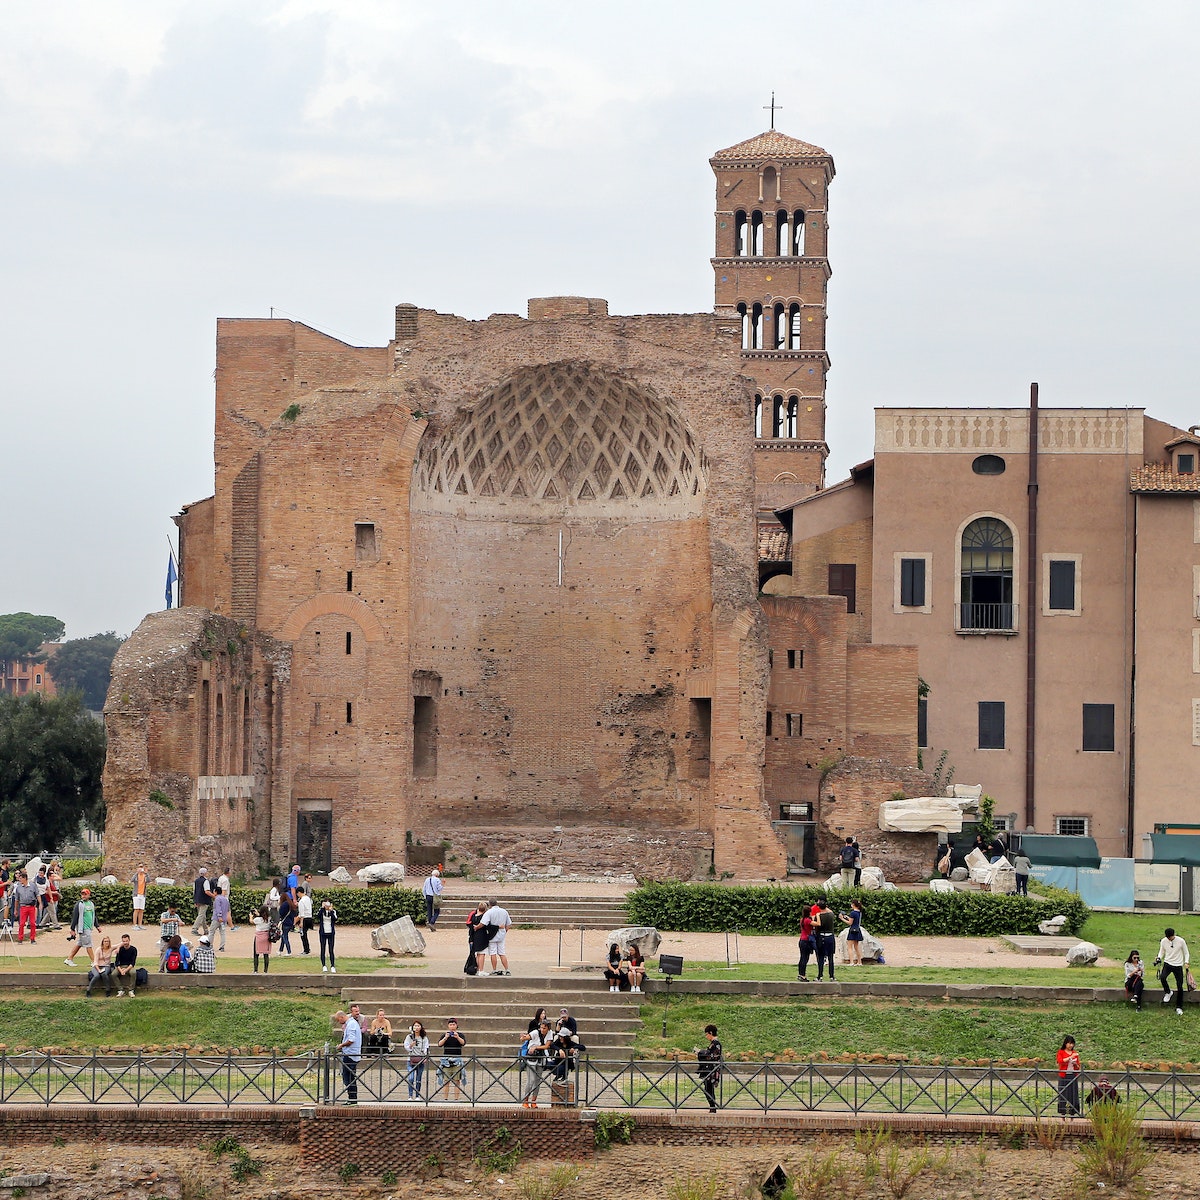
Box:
<box><xmin>0</xmin><ymin>954</ymin><xmax>403</xmax><ymax>975</ymax></box>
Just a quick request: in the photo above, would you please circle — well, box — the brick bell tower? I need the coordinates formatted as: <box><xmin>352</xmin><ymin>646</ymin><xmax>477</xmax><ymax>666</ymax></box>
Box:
<box><xmin>711</xmin><ymin>128</ymin><xmax>835</xmax><ymax>512</ymax></box>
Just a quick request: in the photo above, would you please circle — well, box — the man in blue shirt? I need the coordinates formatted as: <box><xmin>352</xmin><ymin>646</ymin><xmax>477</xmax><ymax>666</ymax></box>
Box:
<box><xmin>334</xmin><ymin>1009</ymin><xmax>362</xmax><ymax>1105</ymax></box>
<box><xmin>286</xmin><ymin>865</ymin><xmax>300</xmax><ymax>904</ymax></box>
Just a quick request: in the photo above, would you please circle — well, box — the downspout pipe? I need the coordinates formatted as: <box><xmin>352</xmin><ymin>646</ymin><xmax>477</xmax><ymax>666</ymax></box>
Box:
<box><xmin>1025</xmin><ymin>383</ymin><xmax>1039</xmax><ymax>831</ymax></box>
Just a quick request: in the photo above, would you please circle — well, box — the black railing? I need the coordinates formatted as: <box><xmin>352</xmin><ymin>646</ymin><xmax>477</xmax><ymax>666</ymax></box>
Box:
<box><xmin>959</xmin><ymin>602</ymin><xmax>1016</xmax><ymax>631</ymax></box>
<box><xmin>5</xmin><ymin>1051</ymin><xmax>1200</xmax><ymax>1120</ymax></box>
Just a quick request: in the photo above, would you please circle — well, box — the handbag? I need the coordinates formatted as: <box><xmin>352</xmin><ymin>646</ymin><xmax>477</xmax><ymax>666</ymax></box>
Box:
<box><xmin>1188</xmin><ymin>969</ymin><xmax>1196</xmax><ymax>992</ymax></box>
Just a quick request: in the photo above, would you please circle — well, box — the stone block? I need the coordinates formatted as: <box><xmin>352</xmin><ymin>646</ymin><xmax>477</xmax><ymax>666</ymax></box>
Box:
<box><xmin>357</xmin><ymin>862</ymin><xmax>406</xmax><ymax>884</ymax></box>
<box><xmin>952</xmin><ymin>784</ymin><xmax>983</xmax><ymax>800</ymax></box>
<box><xmin>836</xmin><ymin>925</ymin><xmax>884</xmax><ymax>963</ymax></box>
<box><xmin>155</xmin><ymin>877</ymin><xmax>176</xmax><ymax>886</ymax></box>
<box><xmin>929</xmin><ymin>879</ymin><xmax>954</xmax><ymax>894</ymax></box>
<box><xmin>1039</xmin><ymin>915</ymin><xmax>1068</xmax><ymax>935</ymax></box>
<box><xmin>878</xmin><ymin>797</ymin><xmax>966</xmax><ymax>833</ymax></box>
<box><xmin>859</xmin><ymin>866</ymin><xmax>885</xmax><ymax>890</ymax></box>
<box><xmin>1066</xmin><ymin>941</ymin><xmax>1100</xmax><ymax>966</ymax></box>
<box><xmin>101</xmin><ymin>874</ymin><xmax>118</xmax><ymax>886</ymax></box>
<box><xmin>989</xmin><ymin>866</ymin><xmax>1017</xmax><ymax>894</ymax></box>
<box><xmin>328</xmin><ymin>866</ymin><xmax>352</xmax><ymax>885</ymax></box>
<box><xmin>604</xmin><ymin>926</ymin><xmax>661</xmax><ymax>957</ymax></box>
<box><xmin>950</xmin><ymin>867</ymin><xmax>969</xmax><ymax>881</ymax></box>
<box><xmin>371</xmin><ymin>915</ymin><xmax>426</xmax><ymax>956</ymax></box>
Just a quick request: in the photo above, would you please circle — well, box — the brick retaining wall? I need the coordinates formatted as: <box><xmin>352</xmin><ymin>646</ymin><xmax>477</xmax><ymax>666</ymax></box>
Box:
<box><xmin>0</xmin><ymin>1105</ymin><xmax>298</xmax><ymax>1144</ymax></box>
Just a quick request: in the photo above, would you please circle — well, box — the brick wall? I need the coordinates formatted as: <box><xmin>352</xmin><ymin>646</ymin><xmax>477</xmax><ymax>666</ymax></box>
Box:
<box><xmin>0</xmin><ymin>1105</ymin><xmax>298</xmax><ymax>1145</ymax></box>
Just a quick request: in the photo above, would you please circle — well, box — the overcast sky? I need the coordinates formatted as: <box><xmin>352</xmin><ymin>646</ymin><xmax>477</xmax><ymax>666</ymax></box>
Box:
<box><xmin>1</xmin><ymin>1</ymin><xmax>1196</xmax><ymax>640</ymax></box>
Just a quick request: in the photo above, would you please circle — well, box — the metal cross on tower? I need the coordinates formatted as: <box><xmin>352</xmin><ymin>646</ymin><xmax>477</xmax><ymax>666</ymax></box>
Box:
<box><xmin>763</xmin><ymin>92</ymin><xmax>783</xmax><ymax>130</ymax></box>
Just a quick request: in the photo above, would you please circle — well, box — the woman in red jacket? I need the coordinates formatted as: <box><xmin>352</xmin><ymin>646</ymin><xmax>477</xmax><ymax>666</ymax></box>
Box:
<box><xmin>1056</xmin><ymin>1034</ymin><xmax>1081</xmax><ymax>1115</ymax></box>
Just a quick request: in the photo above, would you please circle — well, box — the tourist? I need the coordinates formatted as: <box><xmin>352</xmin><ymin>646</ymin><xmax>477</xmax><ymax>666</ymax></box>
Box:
<box><xmin>159</xmin><ymin>904</ymin><xmax>181</xmax><ymax>942</ymax></box>
<box><xmin>477</xmin><ymin>896</ymin><xmax>512</xmax><ymax>977</ymax></box>
<box><xmin>466</xmin><ymin>901</ymin><xmax>489</xmax><ymax>975</ymax></box>
<box><xmin>349</xmin><ymin>1003</ymin><xmax>367</xmax><ymax>1031</ymax></box>
<box><xmin>436</xmin><ymin>1017</ymin><xmax>467</xmax><ymax>1101</ymax></box>
<box><xmin>852</xmin><ymin>839</ymin><xmax>863</xmax><ymax>887</ymax></box>
<box><xmin>13</xmin><ymin>871</ymin><xmax>38</xmax><ymax>943</ymax></box>
<box><xmin>113</xmin><ymin>932</ymin><xmax>138</xmax><ymax>995</ymax></box>
<box><xmin>988</xmin><ymin>833</ymin><xmax>1008</xmax><ymax>864</ymax></box>
<box><xmin>191</xmin><ymin>867</ymin><xmax>213</xmax><ymax>935</ymax></box>
<box><xmin>216</xmin><ymin>866</ymin><xmax>231</xmax><ymax>897</ymax></box>
<box><xmin>318</xmin><ymin>897</ymin><xmax>338</xmax><ymax>973</ymax></box>
<box><xmin>368</xmin><ymin>1009</ymin><xmax>393</xmax><ymax>1054</ymax></box>
<box><xmin>603</xmin><ymin>943</ymin><xmax>628</xmax><ymax>992</ymax></box>
<box><xmin>286</xmin><ymin>864</ymin><xmax>301</xmax><ymax>904</ymax></box>
<box><xmin>252</xmin><ymin>906</ymin><xmax>273</xmax><ymax>974</ymax></box>
<box><xmin>65</xmin><ymin>887</ymin><xmax>99</xmax><ymax>967</ymax></box>
<box><xmin>549</xmin><ymin>1020</ymin><xmax>581</xmax><ymax>1107</ymax></box>
<box><xmin>1012</xmin><ymin>850</ymin><xmax>1032</xmax><ymax>896</ymax></box>
<box><xmin>34</xmin><ymin>863</ymin><xmax>49</xmax><ymax>925</ymax></box>
<box><xmin>798</xmin><ymin>907</ymin><xmax>816</xmax><ymax>981</ymax></box>
<box><xmin>85</xmin><ymin>935</ymin><xmax>115</xmax><ymax>997</ymax></box>
<box><xmin>696</xmin><ymin>1023</ymin><xmax>723</xmax><ymax>1113</ymax></box>
<box><xmin>556</xmin><ymin>1007</ymin><xmax>579</xmax><ymax>1038</ymax></box>
<box><xmin>423</xmin><ymin>868</ymin><xmax>443</xmax><ymax>931</ymax></box>
<box><xmin>130</xmin><ymin>864</ymin><xmax>150</xmax><ymax>928</ymax></box>
<box><xmin>192</xmin><ymin>934</ymin><xmax>217</xmax><ymax>973</ymax></box>
<box><xmin>1155</xmin><ymin>927</ymin><xmax>1190</xmax><ymax>1015</ymax></box>
<box><xmin>404</xmin><ymin>1020</ymin><xmax>429</xmax><ymax>1100</ymax></box>
<box><xmin>1057</xmin><ymin>1035</ymin><xmax>1081</xmax><ymax>1115</ymax></box>
<box><xmin>815</xmin><ymin>900</ymin><xmax>837</xmax><ymax>981</ymax></box>
<box><xmin>297</xmin><ymin>886</ymin><xmax>314</xmax><ymax>955</ymax></box>
<box><xmin>163</xmin><ymin>934</ymin><xmax>188</xmax><ymax>973</ymax></box>
<box><xmin>627</xmin><ymin>945</ymin><xmax>646</xmax><ymax>993</ymax></box>
<box><xmin>524</xmin><ymin>1007</ymin><xmax>549</xmax><ymax>1046</ymax></box>
<box><xmin>841</xmin><ymin>899</ymin><xmax>865</xmax><ymax>965</ymax></box>
<box><xmin>838</xmin><ymin>837</ymin><xmax>858</xmax><ymax>889</ymax></box>
<box><xmin>1124</xmin><ymin>950</ymin><xmax>1145</xmax><ymax>1011</ymax></box>
<box><xmin>44</xmin><ymin>862</ymin><xmax>62</xmax><ymax>930</ymax></box>
<box><xmin>522</xmin><ymin>1020</ymin><xmax>553</xmax><ymax>1108</ymax></box>
<box><xmin>1087</xmin><ymin>1075</ymin><xmax>1120</xmax><ymax>1107</ymax></box>
<box><xmin>211</xmin><ymin>886</ymin><xmax>232</xmax><ymax>951</ymax></box>
<box><xmin>266</xmin><ymin>878</ymin><xmax>283</xmax><ymax>923</ymax></box>
<box><xmin>278</xmin><ymin>890</ymin><xmax>296</xmax><ymax>956</ymax></box>
<box><xmin>333</xmin><ymin>1010</ymin><xmax>361</xmax><ymax>1106</ymax></box>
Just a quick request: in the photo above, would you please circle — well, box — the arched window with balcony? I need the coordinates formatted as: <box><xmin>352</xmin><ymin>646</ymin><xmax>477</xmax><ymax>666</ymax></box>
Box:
<box><xmin>738</xmin><ymin>303</ymin><xmax>764</xmax><ymax>349</ymax></box>
<box><xmin>774</xmin><ymin>303</ymin><xmax>787</xmax><ymax>349</ymax></box>
<box><xmin>792</xmin><ymin>209</ymin><xmax>807</xmax><ymax>256</ymax></box>
<box><xmin>762</xmin><ymin>166</ymin><xmax>779</xmax><ymax>202</ymax></box>
<box><xmin>771</xmin><ymin>395</ymin><xmax>786</xmax><ymax>438</ymax></box>
<box><xmin>960</xmin><ymin>517</ymin><xmax>1015</xmax><ymax>630</ymax></box>
<box><xmin>784</xmin><ymin>396</ymin><xmax>799</xmax><ymax>438</ymax></box>
<box><xmin>788</xmin><ymin>303</ymin><xmax>802</xmax><ymax>350</ymax></box>
<box><xmin>734</xmin><ymin>210</ymin><xmax>749</xmax><ymax>257</ymax></box>
<box><xmin>754</xmin><ymin>394</ymin><xmax>766</xmax><ymax>438</ymax></box>
<box><xmin>750</xmin><ymin>210</ymin><xmax>765</xmax><ymax>256</ymax></box>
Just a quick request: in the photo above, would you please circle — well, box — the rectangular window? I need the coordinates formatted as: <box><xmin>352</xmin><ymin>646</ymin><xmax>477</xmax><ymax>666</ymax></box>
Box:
<box><xmin>828</xmin><ymin>563</ymin><xmax>857</xmax><ymax>614</ymax></box>
<box><xmin>786</xmin><ymin>713</ymin><xmax>803</xmax><ymax>737</ymax></box>
<box><xmin>1056</xmin><ymin>816</ymin><xmax>1090</xmax><ymax>837</ymax></box>
<box><xmin>1180</xmin><ymin>453</ymin><xmax>1196</xmax><ymax>475</ymax></box>
<box><xmin>687</xmin><ymin>698</ymin><xmax>711</xmax><ymax>779</ymax></box>
<box><xmin>413</xmin><ymin>695</ymin><xmax>437</xmax><ymax>777</ymax></box>
<box><xmin>788</xmin><ymin>649</ymin><xmax>802</xmax><ymax>669</ymax></box>
<box><xmin>767</xmin><ymin>648</ymin><xmax>774</xmax><ymax>669</ymax></box>
<box><xmin>1082</xmin><ymin>703</ymin><xmax>1115</xmax><ymax>752</ymax></box>
<box><xmin>345</xmin><ymin>631</ymin><xmax>352</xmax><ymax>655</ymax></box>
<box><xmin>346</xmin><ymin>571</ymin><xmax>353</xmax><ymax>592</ymax></box>
<box><xmin>978</xmin><ymin>701</ymin><xmax>1005</xmax><ymax>749</ymax></box>
<box><xmin>1048</xmin><ymin>560</ymin><xmax>1076</xmax><ymax>611</ymax></box>
<box><xmin>765</xmin><ymin>711</ymin><xmax>774</xmax><ymax>737</ymax></box>
<box><xmin>917</xmin><ymin>698</ymin><xmax>928</xmax><ymax>748</ymax></box>
<box><xmin>900</xmin><ymin>558</ymin><xmax>926</xmax><ymax>607</ymax></box>
<box><xmin>355</xmin><ymin>521</ymin><xmax>378</xmax><ymax>561</ymax></box>
<box><xmin>345</xmin><ymin>702</ymin><xmax>353</xmax><ymax>725</ymax></box>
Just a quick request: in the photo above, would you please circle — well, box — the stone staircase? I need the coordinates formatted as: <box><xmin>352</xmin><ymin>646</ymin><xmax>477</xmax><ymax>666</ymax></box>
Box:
<box><xmin>433</xmin><ymin>894</ymin><xmax>630</xmax><ymax>930</ymax></box>
<box><xmin>341</xmin><ymin>975</ymin><xmax>642</xmax><ymax>1061</ymax></box>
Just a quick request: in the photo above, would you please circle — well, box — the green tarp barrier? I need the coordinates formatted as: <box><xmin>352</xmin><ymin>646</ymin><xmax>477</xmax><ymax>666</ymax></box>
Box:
<box><xmin>1148</xmin><ymin>833</ymin><xmax>1200</xmax><ymax>867</ymax></box>
<box><xmin>1019</xmin><ymin>834</ymin><xmax>1101</xmax><ymax>869</ymax></box>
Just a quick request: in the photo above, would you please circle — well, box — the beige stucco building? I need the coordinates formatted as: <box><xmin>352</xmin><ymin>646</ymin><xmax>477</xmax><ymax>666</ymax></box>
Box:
<box><xmin>783</xmin><ymin>403</ymin><xmax>1200</xmax><ymax>857</ymax></box>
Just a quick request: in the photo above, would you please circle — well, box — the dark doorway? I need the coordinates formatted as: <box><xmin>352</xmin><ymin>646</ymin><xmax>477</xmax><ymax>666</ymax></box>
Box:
<box><xmin>297</xmin><ymin>809</ymin><xmax>333</xmax><ymax>874</ymax></box>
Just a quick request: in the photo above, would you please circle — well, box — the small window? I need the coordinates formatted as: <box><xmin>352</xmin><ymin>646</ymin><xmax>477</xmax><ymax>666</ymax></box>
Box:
<box><xmin>346</xmin><ymin>571</ymin><xmax>353</xmax><ymax>592</ymax></box>
<box><xmin>1082</xmin><ymin>703</ymin><xmax>1115</xmax><ymax>752</ymax></box>
<box><xmin>900</xmin><ymin>558</ymin><xmax>926</xmax><ymax>608</ymax></box>
<box><xmin>788</xmin><ymin>649</ymin><xmax>802</xmax><ymax>669</ymax></box>
<box><xmin>1056</xmin><ymin>816</ymin><xmax>1090</xmax><ymax>837</ymax></box>
<box><xmin>355</xmin><ymin>521</ymin><xmax>378</xmax><ymax>562</ymax></box>
<box><xmin>978</xmin><ymin>701</ymin><xmax>1005</xmax><ymax>749</ymax></box>
<box><xmin>993</xmin><ymin>814</ymin><xmax>1013</xmax><ymax>832</ymax></box>
<box><xmin>346</xmin><ymin>702</ymin><xmax>353</xmax><ymax>725</ymax></box>
<box><xmin>972</xmin><ymin>455</ymin><xmax>1006</xmax><ymax>475</ymax></box>
<box><xmin>1179</xmin><ymin>453</ymin><xmax>1196</xmax><ymax>475</ymax></box>
<box><xmin>828</xmin><ymin>564</ymin><xmax>857</xmax><ymax>614</ymax></box>
<box><xmin>313</xmin><ymin>702</ymin><xmax>321</xmax><ymax>725</ymax></box>
<box><xmin>786</xmin><ymin>713</ymin><xmax>803</xmax><ymax>737</ymax></box>
<box><xmin>1048</xmin><ymin>560</ymin><xmax>1076</xmax><ymax>611</ymax></box>
<box><xmin>765</xmin><ymin>711</ymin><xmax>774</xmax><ymax>737</ymax></box>
<box><xmin>767</xmin><ymin>648</ymin><xmax>774</xmax><ymax>668</ymax></box>
<box><xmin>346</xmin><ymin>631</ymin><xmax>352</xmax><ymax>655</ymax></box>
<box><xmin>917</xmin><ymin>698</ymin><xmax>929</xmax><ymax>748</ymax></box>
<box><xmin>34</xmin><ymin>674</ymin><xmax>41</xmax><ymax>685</ymax></box>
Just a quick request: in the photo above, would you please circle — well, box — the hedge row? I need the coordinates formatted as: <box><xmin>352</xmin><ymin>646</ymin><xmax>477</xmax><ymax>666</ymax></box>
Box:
<box><xmin>55</xmin><ymin>884</ymin><xmax>425</xmax><ymax>928</ymax></box>
<box><xmin>625</xmin><ymin>881</ymin><xmax>1090</xmax><ymax>938</ymax></box>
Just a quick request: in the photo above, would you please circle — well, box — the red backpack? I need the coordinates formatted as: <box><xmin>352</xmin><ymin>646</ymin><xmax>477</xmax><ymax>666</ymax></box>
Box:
<box><xmin>166</xmin><ymin>948</ymin><xmax>183</xmax><ymax>972</ymax></box>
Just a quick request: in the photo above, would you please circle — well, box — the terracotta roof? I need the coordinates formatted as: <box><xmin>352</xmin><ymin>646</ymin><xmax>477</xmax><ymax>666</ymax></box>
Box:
<box><xmin>711</xmin><ymin>130</ymin><xmax>830</xmax><ymax>163</ymax></box>
<box><xmin>758</xmin><ymin>522</ymin><xmax>791</xmax><ymax>562</ymax></box>
<box><xmin>1163</xmin><ymin>433</ymin><xmax>1200</xmax><ymax>450</ymax></box>
<box><xmin>1130</xmin><ymin>462</ymin><xmax>1200</xmax><ymax>493</ymax></box>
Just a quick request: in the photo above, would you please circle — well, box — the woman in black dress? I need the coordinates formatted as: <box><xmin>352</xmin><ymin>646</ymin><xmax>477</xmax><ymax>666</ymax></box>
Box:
<box><xmin>697</xmin><ymin>1023</ymin><xmax>723</xmax><ymax>1113</ymax></box>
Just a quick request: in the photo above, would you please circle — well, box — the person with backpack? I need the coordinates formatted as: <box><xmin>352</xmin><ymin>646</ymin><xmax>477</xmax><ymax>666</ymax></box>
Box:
<box><xmin>163</xmin><ymin>935</ymin><xmax>188</xmax><ymax>973</ymax></box>
<box><xmin>191</xmin><ymin>868</ymin><xmax>213</xmax><ymax>935</ymax></box>
<box><xmin>423</xmin><ymin>869</ymin><xmax>443</xmax><ymax>930</ymax></box>
<box><xmin>838</xmin><ymin>837</ymin><xmax>859</xmax><ymax>890</ymax></box>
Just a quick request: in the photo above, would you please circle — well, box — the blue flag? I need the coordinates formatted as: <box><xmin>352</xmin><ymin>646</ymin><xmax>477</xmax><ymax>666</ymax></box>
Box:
<box><xmin>165</xmin><ymin>554</ymin><xmax>177</xmax><ymax>609</ymax></box>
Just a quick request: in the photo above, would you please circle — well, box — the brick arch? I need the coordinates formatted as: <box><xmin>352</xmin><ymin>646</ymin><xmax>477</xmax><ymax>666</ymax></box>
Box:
<box><xmin>278</xmin><ymin>594</ymin><xmax>388</xmax><ymax>644</ymax></box>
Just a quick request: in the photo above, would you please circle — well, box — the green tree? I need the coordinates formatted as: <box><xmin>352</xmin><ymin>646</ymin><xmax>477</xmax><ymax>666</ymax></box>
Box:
<box><xmin>0</xmin><ymin>612</ymin><xmax>65</xmax><ymax>665</ymax></box>
<box><xmin>0</xmin><ymin>692</ymin><xmax>105</xmax><ymax>849</ymax></box>
<box><xmin>48</xmin><ymin>632</ymin><xmax>124</xmax><ymax>710</ymax></box>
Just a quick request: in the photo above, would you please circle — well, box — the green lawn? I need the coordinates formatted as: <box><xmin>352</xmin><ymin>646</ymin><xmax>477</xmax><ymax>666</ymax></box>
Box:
<box><xmin>680</xmin><ymin>962</ymin><xmax>1126</xmax><ymax>985</ymax></box>
<box><xmin>633</xmin><ymin>993</ymin><xmax>1190</xmax><ymax>1070</ymax></box>
<box><xmin>0</xmin><ymin>955</ymin><xmax>404</xmax><ymax>975</ymax></box>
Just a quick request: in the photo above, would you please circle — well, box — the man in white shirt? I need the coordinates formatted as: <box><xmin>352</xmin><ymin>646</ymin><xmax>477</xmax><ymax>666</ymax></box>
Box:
<box><xmin>422</xmin><ymin>869</ymin><xmax>444</xmax><ymax>931</ymax></box>
<box><xmin>477</xmin><ymin>898</ymin><xmax>512</xmax><ymax>977</ymax></box>
<box><xmin>297</xmin><ymin>887</ymin><xmax>313</xmax><ymax>955</ymax></box>
<box><xmin>1155</xmin><ymin>927</ymin><xmax>1190</xmax><ymax>1015</ymax></box>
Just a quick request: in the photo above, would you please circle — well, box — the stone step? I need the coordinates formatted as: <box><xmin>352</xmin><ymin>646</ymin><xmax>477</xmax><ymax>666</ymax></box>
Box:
<box><xmin>433</xmin><ymin>897</ymin><xmax>630</xmax><ymax>929</ymax></box>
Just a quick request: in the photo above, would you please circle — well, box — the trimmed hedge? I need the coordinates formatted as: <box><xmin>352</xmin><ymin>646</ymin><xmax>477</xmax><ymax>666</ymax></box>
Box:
<box><xmin>625</xmin><ymin>881</ymin><xmax>1090</xmax><ymax>938</ymax></box>
<box><xmin>55</xmin><ymin>883</ymin><xmax>425</xmax><ymax>928</ymax></box>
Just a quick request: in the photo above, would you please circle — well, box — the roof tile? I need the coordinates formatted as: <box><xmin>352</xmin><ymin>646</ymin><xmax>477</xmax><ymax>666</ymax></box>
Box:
<box><xmin>711</xmin><ymin>130</ymin><xmax>830</xmax><ymax>163</ymax></box>
<box><xmin>1130</xmin><ymin>462</ymin><xmax>1200</xmax><ymax>493</ymax></box>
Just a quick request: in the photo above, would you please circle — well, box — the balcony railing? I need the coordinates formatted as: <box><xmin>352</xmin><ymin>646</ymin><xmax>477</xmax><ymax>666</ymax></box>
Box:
<box><xmin>958</xmin><ymin>602</ymin><xmax>1016</xmax><ymax>632</ymax></box>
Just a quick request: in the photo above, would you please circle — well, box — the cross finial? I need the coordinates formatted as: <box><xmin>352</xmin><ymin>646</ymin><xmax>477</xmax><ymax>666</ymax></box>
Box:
<box><xmin>763</xmin><ymin>92</ymin><xmax>782</xmax><ymax>130</ymax></box>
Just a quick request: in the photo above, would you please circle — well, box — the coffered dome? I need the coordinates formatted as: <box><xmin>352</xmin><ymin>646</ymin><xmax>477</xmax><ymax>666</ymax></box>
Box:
<box><xmin>412</xmin><ymin>362</ymin><xmax>707</xmax><ymax>516</ymax></box>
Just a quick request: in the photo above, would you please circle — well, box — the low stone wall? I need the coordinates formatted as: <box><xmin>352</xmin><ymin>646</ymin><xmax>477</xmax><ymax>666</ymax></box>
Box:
<box><xmin>0</xmin><ymin>1105</ymin><xmax>298</xmax><ymax>1145</ymax></box>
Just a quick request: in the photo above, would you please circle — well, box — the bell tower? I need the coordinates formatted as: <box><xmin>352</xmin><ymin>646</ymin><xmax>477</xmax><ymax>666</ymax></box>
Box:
<box><xmin>710</xmin><ymin>129</ymin><xmax>835</xmax><ymax>511</ymax></box>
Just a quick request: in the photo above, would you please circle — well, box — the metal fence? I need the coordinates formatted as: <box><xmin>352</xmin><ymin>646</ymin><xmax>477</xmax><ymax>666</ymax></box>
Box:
<box><xmin>5</xmin><ymin>1050</ymin><xmax>1200</xmax><ymax>1121</ymax></box>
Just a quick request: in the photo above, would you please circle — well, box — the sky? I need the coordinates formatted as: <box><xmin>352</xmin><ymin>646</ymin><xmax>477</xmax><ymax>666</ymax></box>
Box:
<box><xmin>1</xmin><ymin>2</ymin><xmax>1196</xmax><ymax>640</ymax></box>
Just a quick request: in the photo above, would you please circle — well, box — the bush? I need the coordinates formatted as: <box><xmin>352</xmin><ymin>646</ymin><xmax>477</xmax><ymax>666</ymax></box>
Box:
<box><xmin>59</xmin><ymin>857</ymin><xmax>103</xmax><ymax>879</ymax></box>
<box><xmin>624</xmin><ymin>881</ymin><xmax>1089</xmax><ymax>937</ymax></box>
<box><xmin>55</xmin><ymin>882</ymin><xmax>425</xmax><ymax>927</ymax></box>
